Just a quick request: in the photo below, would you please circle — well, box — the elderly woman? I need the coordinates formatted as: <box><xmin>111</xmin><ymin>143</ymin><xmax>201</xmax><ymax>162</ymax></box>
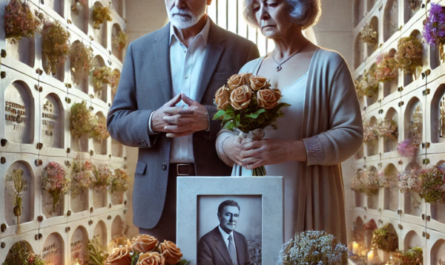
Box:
<box><xmin>215</xmin><ymin>0</ymin><xmax>363</xmax><ymax>243</ymax></box>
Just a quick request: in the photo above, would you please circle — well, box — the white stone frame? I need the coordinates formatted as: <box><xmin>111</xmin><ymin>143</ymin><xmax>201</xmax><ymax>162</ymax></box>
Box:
<box><xmin>177</xmin><ymin>176</ymin><xmax>284</xmax><ymax>265</ymax></box>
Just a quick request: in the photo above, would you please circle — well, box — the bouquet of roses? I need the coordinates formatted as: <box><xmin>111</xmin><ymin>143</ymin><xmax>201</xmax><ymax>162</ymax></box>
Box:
<box><xmin>41</xmin><ymin>161</ymin><xmax>71</xmax><ymax>213</ymax></box>
<box><xmin>213</xmin><ymin>73</ymin><xmax>290</xmax><ymax>176</ymax></box>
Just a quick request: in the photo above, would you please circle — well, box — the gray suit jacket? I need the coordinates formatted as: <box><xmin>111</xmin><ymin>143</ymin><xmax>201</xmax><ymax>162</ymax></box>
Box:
<box><xmin>197</xmin><ymin>227</ymin><xmax>251</xmax><ymax>265</ymax></box>
<box><xmin>107</xmin><ymin>20</ymin><xmax>259</xmax><ymax>229</ymax></box>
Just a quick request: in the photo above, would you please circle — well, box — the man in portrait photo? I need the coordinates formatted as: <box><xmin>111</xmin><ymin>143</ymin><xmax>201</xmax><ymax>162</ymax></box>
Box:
<box><xmin>107</xmin><ymin>0</ymin><xmax>259</xmax><ymax>242</ymax></box>
<box><xmin>198</xmin><ymin>200</ymin><xmax>251</xmax><ymax>265</ymax></box>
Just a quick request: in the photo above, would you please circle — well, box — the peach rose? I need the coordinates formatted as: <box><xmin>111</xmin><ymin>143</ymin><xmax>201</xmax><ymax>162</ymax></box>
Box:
<box><xmin>137</xmin><ymin>252</ymin><xmax>164</xmax><ymax>265</ymax></box>
<box><xmin>272</xmin><ymin>88</ymin><xmax>282</xmax><ymax>101</ymax></box>
<box><xmin>227</xmin><ymin>73</ymin><xmax>252</xmax><ymax>90</ymax></box>
<box><xmin>105</xmin><ymin>246</ymin><xmax>132</xmax><ymax>265</ymax></box>
<box><xmin>230</xmin><ymin>85</ymin><xmax>252</xmax><ymax>110</ymax></box>
<box><xmin>249</xmin><ymin>75</ymin><xmax>270</xmax><ymax>91</ymax></box>
<box><xmin>132</xmin><ymin>234</ymin><xmax>159</xmax><ymax>254</ymax></box>
<box><xmin>160</xmin><ymin>240</ymin><xmax>182</xmax><ymax>265</ymax></box>
<box><xmin>215</xmin><ymin>85</ymin><xmax>231</xmax><ymax>110</ymax></box>
<box><xmin>257</xmin><ymin>89</ymin><xmax>278</xmax><ymax>109</ymax></box>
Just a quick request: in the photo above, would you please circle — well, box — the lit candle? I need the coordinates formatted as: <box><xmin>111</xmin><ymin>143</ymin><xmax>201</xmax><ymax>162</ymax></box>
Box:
<box><xmin>352</xmin><ymin>241</ymin><xmax>359</xmax><ymax>255</ymax></box>
<box><xmin>367</xmin><ymin>250</ymin><xmax>374</xmax><ymax>265</ymax></box>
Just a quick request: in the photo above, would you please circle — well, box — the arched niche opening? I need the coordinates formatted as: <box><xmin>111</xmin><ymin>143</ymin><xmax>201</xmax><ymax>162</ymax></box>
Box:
<box><xmin>367</xmin><ymin>116</ymin><xmax>379</xmax><ymax>157</ymax></box>
<box><xmin>431</xmin><ymin>85</ymin><xmax>445</xmax><ymax>143</ymax></box>
<box><xmin>404</xmin><ymin>97</ymin><xmax>422</xmax><ymax>144</ymax></box>
<box><xmin>383</xmin><ymin>163</ymin><xmax>399</xmax><ymax>212</ymax></box>
<box><xmin>3</xmin><ymin>241</ymin><xmax>36</xmax><ymax>264</ymax></box>
<box><xmin>352</xmin><ymin>217</ymin><xmax>365</xmax><ymax>246</ymax></box>
<box><xmin>403</xmin><ymin>162</ymin><xmax>422</xmax><ymax>216</ymax></box>
<box><xmin>4</xmin><ymin>161</ymin><xmax>35</xmax><ymax>228</ymax></box>
<box><xmin>384</xmin><ymin>0</ymin><xmax>398</xmax><ymax>42</ymax></box>
<box><xmin>367</xmin><ymin>0</ymin><xmax>376</xmax><ymax>12</ymax></box>
<box><xmin>354</xmin><ymin>0</ymin><xmax>365</xmax><ymax>27</ymax></box>
<box><xmin>367</xmin><ymin>166</ymin><xmax>379</xmax><ymax>209</ymax></box>
<box><xmin>403</xmin><ymin>30</ymin><xmax>423</xmax><ymax>87</ymax></box>
<box><xmin>111</xmin><ymin>215</ymin><xmax>126</xmax><ymax>239</ymax></box>
<box><xmin>404</xmin><ymin>0</ymin><xmax>420</xmax><ymax>24</ymax></box>
<box><xmin>71</xmin><ymin>0</ymin><xmax>89</xmax><ymax>34</ymax></box>
<box><xmin>93</xmin><ymin>56</ymin><xmax>108</xmax><ymax>102</ymax></box>
<box><xmin>383</xmin><ymin>108</ymin><xmax>399</xmax><ymax>152</ymax></box>
<box><xmin>5</xmin><ymin>36</ymin><xmax>35</xmax><ymax>68</ymax></box>
<box><xmin>431</xmin><ymin>160</ymin><xmax>445</xmax><ymax>223</ymax></box>
<box><xmin>363</xmin><ymin>219</ymin><xmax>377</xmax><ymax>249</ymax></box>
<box><xmin>355</xmin><ymin>169</ymin><xmax>365</xmax><ymax>208</ymax></box>
<box><xmin>93</xmin><ymin>1</ymin><xmax>108</xmax><ymax>49</ymax></box>
<box><xmin>430</xmin><ymin>239</ymin><xmax>445</xmax><ymax>264</ymax></box>
<box><xmin>70</xmin><ymin>40</ymin><xmax>89</xmax><ymax>93</ymax></box>
<box><xmin>42</xmin><ymin>94</ymin><xmax>64</xmax><ymax>149</ymax></box>
<box><xmin>354</xmin><ymin>34</ymin><xmax>364</xmax><ymax>69</ymax></box>
<box><xmin>4</xmin><ymin>81</ymin><xmax>35</xmax><ymax>144</ymax></box>
<box><xmin>93</xmin><ymin>164</ymin><xmax>108</xmax><ymax>209</ymax></box>
<box><xmin>112</xmin><ymin>24</ymin><xmax>124</xmax><ymax>61</ymax></box>
<box><xmin>70</xmin><ymin>226</ymin><xmax>89</xmax><ymax>264</ymax></box>
<box><xmin>44</xmin><ymin>0</ymin><xmax>64</xmax><ymax>17</ymax></box>
<box><xmin>42</xmin><ymin>232</ymin><xmax>64</xmax><ymax>265</ymax></box>
<box><xmin>93</xmin><ymin>111</ymin><xmax>108</xmax><ymax>155</ymax></box>
<box><xmin>93</xmin><ymin>221</ymin><xmax>108</xmax><ymax>250</ymax></box>
<box><xmin>112</xmin><ymin>0</ymin><xmax>124</xmax><ymax>17</ymax></box>
<box><xmin>367</xmin><ymin>16</ymin><xmax>379</xmax><ymax>56</ymax></box>
<box><xmin>403</xmin><ymin>230</ymin><xmax>421</xmax><ymax>250</ymax></box>
<box><xmin>383</xmin><ymin>49</ymin><xmax>398</xmax><ymax>97</ymax></box>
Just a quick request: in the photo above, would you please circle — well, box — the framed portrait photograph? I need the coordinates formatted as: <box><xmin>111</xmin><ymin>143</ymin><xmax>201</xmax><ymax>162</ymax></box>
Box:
<box><xmin>177</xmin><ymin>176</ymin><xmax>283</xmax><ymax>265</ymax></box>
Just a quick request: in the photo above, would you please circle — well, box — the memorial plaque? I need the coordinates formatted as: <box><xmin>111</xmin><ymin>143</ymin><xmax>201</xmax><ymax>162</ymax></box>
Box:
<box><xmin>42</xmin><ymin>187</ymin><xmax>64</xmax><ymax>218</ymax></box>
<box><xmin>42</xmin><ymin>96</ymin><xmax>63</xmax><ymax>149</ymax></box>
<box><xmin>93</xmin><ymin>187</ymin><xmax>107</xmax><ymax>209</ymax></box>
<box><xmin>93</xmin><ymin>221</ymin><xmax>107</xmax><ymax>249</ymax></box>
<box><xmin>6</xmin><ymin>37</ymin><xmax>35</xmax><ymax>67</ymax></box>
<box><xmin>5</xmin><ymin>82</ymin><xmax>34</xmax><ymax>144</ymax></box>
<box><xmin>71</xmin><ymin>188</ymin><xmax>88</xmax><ymax>213</ymax></box>
<box><xmin>111</xmin><ymin>215</ymin><xmax>125</xmax><ymax>239</ymax></box>
<box><xmin>70</xmin><ymin>226</ymin><xmax>88</xmax><ymax>264</ymax></box>
<box><xmin>71</xmin><ymin>134</ymin><xmax>88</xmax><ymax>152</ymax></box>
<box><xmin>44</xmin><ymin>0</ymin><xmax>63</xmax><ymax>17</ymax></box>
<box><xmin>71</xmin><ymin>2</ymin><xmax>88</xmax><ymax>34</ymax></box>
<box><xmin>112</xmin><ymin>24</ymin><xmax>123</xmax><ymax>61</ymax></box>
<box><xmin>42</xmin><ymin>233</ymin><xmax>64</xmax><ymax>265</ymax></box>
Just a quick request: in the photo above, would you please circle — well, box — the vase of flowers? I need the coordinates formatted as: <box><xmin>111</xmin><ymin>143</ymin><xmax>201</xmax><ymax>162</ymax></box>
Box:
<box><xmin>394</xmin><ymin>36</ymin><xmax>423</xmax><ymax>80</ymax></box>
<box><xmin>423</xmin><ymin>3</ymin><xmax>445</xmax><ymax>63</ymax></box>
<box><xmin>41</xmin><ymin>161</ymin><xmax>70</xmax><ymax>213</ymax></box>
<box><xmin>375</xmin><ymin>53</ymin><xmax>398</xmax><ymax>83</ymax></box>
<box><xmin>4</xmin><ymin>0</ymin><xmax>41</xmax><ymax>43</ymax></box>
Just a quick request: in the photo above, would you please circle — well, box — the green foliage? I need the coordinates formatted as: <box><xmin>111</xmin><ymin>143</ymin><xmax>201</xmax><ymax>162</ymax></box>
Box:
<box><xmin>92</xmin><ymin>3</ymin><xmax>112</xmax><ymax>29</ymax></box>
<box><xmin>92</xmin><ymin>66</ymin><xmax>113</xmax><ymax>93</ymax></box>
<box><xmin>2</xmin><ymin>241</ymin><xmax>45</xmax><ymax>265</ymax></box>
<box><xmin>42</xmin><ymin>21</ymin><xmax>70</xmax><ymax>75</ymax></box>
<box><xmin>371</xmin><ymin>223</ymin><xmax>399</xmax><ymax>252</ymax></box>
<box><xmin>111</xmin><ymin>169</ymin><xmax>130</xmax><ymax>194</ymax></box>
<box><xmin>69</xmin><ymin>41</ymin><xmax>95</xmax><ymax>85</ymax></box>
<box><xmin>113</xmin><ymin>31</ymin><xmax>128</xmax><ymax>52</ymax></box>
<box><xmin>4</xmin><ymin>0</ymin><xmax>41</xmax><ymax>42</ymax></box>
<box><xmin>395</xmin><ymin>36</ymin><xmax>423</xmax><ymax>74</ymax></box>
<box><xmin>70</xmin><ymin>101</ymin><xmax>97</xmax><ymax>138</ymax></box>
<box><xmin>91</xmin><ymin>115</ymin><xmax>110</xmax><ymax>142</ymax></box>
<box><xmin>393</xmin><ymin>247</ymin><xmax>423</xmax><ymax>265</ymax></box>
<box><xmin>86</xmin><ymin>237</ymin><xmax>109</xmax><ymax>265</ymax></box>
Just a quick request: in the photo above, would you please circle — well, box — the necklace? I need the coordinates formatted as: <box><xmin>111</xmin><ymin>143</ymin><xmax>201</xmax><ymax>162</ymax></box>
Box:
<box><xmin>271</xmin><ymin>41</ymin><xmax>309</xmax><ymax>72</ymax></box>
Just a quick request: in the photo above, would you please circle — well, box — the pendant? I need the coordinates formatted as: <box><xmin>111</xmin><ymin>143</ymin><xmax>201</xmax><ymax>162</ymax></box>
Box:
<box><xmin>277</xmin><ymin>65</ymin><xmax>282</xmax><ymax>72</ymax></box>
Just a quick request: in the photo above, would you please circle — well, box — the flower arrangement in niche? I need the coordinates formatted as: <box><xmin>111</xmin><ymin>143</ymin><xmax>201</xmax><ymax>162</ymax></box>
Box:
<box><xmin>360</xmin><ymin>23</ymin><xmax>378</xmax><ymax>47</ymax></box>
<box><xmin>371</xmin><ymin>223</ymin><xmax>399</xmax><ymax>252</ymax></box>
<box><xmin>69</xmin><ymin>41</ymin><xmax>95</xmax><ymax>85</ymax></box>
<box><xmin>392</xmin><ymin>246</ymin><xmax>423</xmax><ymax>265</ymax></box>
<box><xmin>4</xmin><ymin>0</ymin><xmax>42</xmax><ymax>43</ymax></box>
<box><xmin>278</xmin><ymin>231</ymin><xmax>348</xmax><ymax>265</ymax></box>
<box><xmin>375</xmin><ymin>52</ymin><xmax>398</xmax><ymax>82</ymax></box>
<box><xmin>91</xmin><ymin>115</ymin><xmax>110</xmax><ymax>142</ymax></box>
<box><xmin>394</xmin><ymin>36</ymin><xmax>423</xmax><ymax>78</ymax></box>
<box><xmin>70</xmin><ymin>154</ymin><xmax>94</xmax><ymax>195</ymax></box>
<box><xmin>409</xmin><ymin>105</ymin><xmax>423</xmax><ymax>142</ymax></box>
<box><xmin>416</xmin><ymin>166</ymin><xmax>445</xmax><ymax>203</ymax></box>
<box><xmin>213</xmin><ymin>74</ymin><xmax>290</xmax><ymax>176</ymax></box>
<box><xmin>92</xmin><ymin>163</ymin><xmax>112</xmax><ymax>190</ymax></box>
<box><xmin>92</xmin><ymin>66</ymin><xmax>113</xmax><ymax>93</ymax></box>
<box><xmin>113</xmin><ymin>31</ymin><xmax>128</xmax><ymax>52</ymax></box>
<box><xmin>41</xmin><ymin>20</ymin><xmax>70</xmax><ymax>75</ymax></box>
<box><xmin>363</xmin><ymin>120</ymin><xmax>379</xmax><ymax>145</ymax></box>
<box><xmin>92</xmin><ymin>2</ymin><xmax>112</xmax><ymax>29</ymax></box>
<box><xmin>423</xmin><ymin>3</ymin><xmax>445</xmax><ymax>51</ymax></box>
<box><xmin>71</xmin><ymin>0</ymin><xmax>87</xmax><ymax>15</ymax></box>
<box><xmin>376</xmin><ymin>117</ymin><xmax>398</xmax><ymax>140</ymax></box>
<box><xmin>70</xmin><ymin>101</ymin><xmax>97</xmax><ymax>139</ymax></box>
<box><xmin>86</xmin><ymin>237</ymin><xmax>109</xmax><ymax>265</ymax></box>
<box><xmin>110</xmin><ymin>70</ymin><xmax>121</xmax><ymax>95</ymax></box>
<box><xmin>111</xmin><ymin>168</ymin><xmax>130</xmax><ymax>194</ymax></box>
<box><xmin>350</xmin><ymin>168</ymin><xmax>380</xmax><ymax>196</ymax></box>
<box><xmin>378</xmin><ymin>167</ymin><xmax>398</xmax><ymax>189</ymax></box>
<box><xmin>397</xmin><ymin>138</ymin><xmax>419</xmax><ymax>157</ymax></box>
<box><xmin>3</xmin><ymin>241</ymin><xmax>45</xmax><ymax>265</ymax></box>
<box><xmin>41</xmin><ymin>161</ymin><xmax>70</xmax><ymax>213</ymax></box>
<box><xmin>6</xmin><ymin>169</ymin><xmax>27</xmax><ymax>233</ymax></box>
<box><xmin>355</xmin><ymin>66</ymin><xmax>379</xmax><ymax>98</ymax></box>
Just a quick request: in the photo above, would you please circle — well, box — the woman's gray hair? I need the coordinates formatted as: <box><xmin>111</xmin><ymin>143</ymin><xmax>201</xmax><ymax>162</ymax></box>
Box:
<box><xmin>243</xmin><ymin>0</ymin><xmax>321</xmax><ymax>30</ymax></box>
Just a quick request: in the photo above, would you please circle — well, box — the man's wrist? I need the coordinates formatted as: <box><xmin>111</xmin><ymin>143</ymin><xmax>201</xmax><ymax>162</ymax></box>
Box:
<box><xmin>148</xmin><ymin>111</ymin><xmax>159</xmax><ymax>135</ymax></box>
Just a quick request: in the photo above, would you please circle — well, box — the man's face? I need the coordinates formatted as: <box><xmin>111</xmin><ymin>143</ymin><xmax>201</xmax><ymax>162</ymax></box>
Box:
<box><xmin>218</xmin><ymin>206</ymin><xmax>240</xmax><ymax>233</ymax></box>
<box><xmin>165</xmin><ymin>0</ymin><xmax>208</xmax><ymax>29</ymax></box>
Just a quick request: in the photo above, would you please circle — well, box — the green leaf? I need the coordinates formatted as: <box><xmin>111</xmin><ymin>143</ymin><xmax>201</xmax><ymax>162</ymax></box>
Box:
<box><xmin>212</xmin><ymin>109</ymin><xmax>226</xmax><ymax>120</ymax></box>
<box><xmin>246</xmin><ymin>108</ymin><xmax>266</xmax><ymax>119</ymax></box>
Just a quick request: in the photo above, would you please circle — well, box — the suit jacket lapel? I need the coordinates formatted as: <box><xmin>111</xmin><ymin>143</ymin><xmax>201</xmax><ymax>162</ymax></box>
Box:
<box><xmin>153</xmin><ymin>23</ymin><xmax>173</xmax><ymax>103</ymax></box>
<box><xmin>212</xmin><ymin>227</ymin><xmax>233</xmax><ymax>265</ymax></box>
<box><xmin>234</xmin><ymin>231</ymin><xmax>245</xmax><ymax>264</ymax></box>
<box><xmin>195</xmin><ymin>20</ymin><xmax>226</xmax><ymax>103</ymax></box>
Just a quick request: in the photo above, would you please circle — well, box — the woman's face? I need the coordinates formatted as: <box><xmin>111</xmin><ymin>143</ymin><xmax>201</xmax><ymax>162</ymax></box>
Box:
<box><xmin>252</xmin><ymin>0</ymin><xmax>294</xmax><ymax>39</ymax></box>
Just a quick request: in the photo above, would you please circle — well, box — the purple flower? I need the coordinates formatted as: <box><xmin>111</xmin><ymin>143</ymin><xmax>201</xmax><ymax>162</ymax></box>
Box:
<box><xmin>424</xmin><ymin>3</ymin><xmax>445</xmax><ymax>45</ymax></box>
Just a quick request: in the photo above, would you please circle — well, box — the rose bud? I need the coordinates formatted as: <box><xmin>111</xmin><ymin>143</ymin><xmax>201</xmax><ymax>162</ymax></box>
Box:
<box><xmin>136</xmin><ymin>252</ymin><xmax>164</xmax><ymax>265</ymax></box>
<box><xmin>160</xmin><ymin>240</ymin><xmax>183</xmax><ymax>265</ymax></box>
<box><xmin>105</xmin><ymin>246</ymin><xmax>132</xmax><ymax>265</ymax></box>
<box><xmin>132</xmin><ymin>234</ymin><xmax>159</xmax><ymax>254</ymax></box>
<box><xmin>230</xmin><ymin>85</ymin><xmax>252</xmax><ymax>110</ymax></box>
<box><xmin>215</xmin><ymin>85</ymin><xmax>231</xmax><ymax>110</ymax></box>
<box><xmin>227</xmin><ymin>73</ymin><xmax>252</xmax><ymax>90</ymax></box>
<box><xmin>249</xmin><ymin>76</ymin><xmax>270</xmax><ymax>91</ymax></box>
<box><xmin>257</xmin><ymin>89</ymin><xmax>278</xmax><ymax>109</ymax></box>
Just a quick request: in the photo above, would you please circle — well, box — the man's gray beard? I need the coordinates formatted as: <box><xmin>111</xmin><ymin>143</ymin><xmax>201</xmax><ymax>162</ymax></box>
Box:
<box><xmin>167</xmin><ymin>7</ymin><xmax>206</xmax><ymax>29</ymax></box>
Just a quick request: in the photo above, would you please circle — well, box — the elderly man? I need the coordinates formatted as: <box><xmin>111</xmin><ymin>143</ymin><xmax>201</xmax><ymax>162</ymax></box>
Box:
<box><xmin>107</xmin><ymin>0</ymin><xmax>259</xmax><ymax>241</ymax></box>
<box><xmin>198</xmin><ymin>200</ymin><xmax>251</xmax><ymax>265</ymax></box>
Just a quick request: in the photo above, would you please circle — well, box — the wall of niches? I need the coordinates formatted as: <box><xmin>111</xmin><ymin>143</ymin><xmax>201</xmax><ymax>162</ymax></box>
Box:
<box><xmin>352</xmin><ymin>0</ymin><xmax>445</xmax><ymax>264</ymax></box>
<box><xmin>0</xmin><ymin>0</ymin><xmax>128</xmax><ymax>264</ymax></box>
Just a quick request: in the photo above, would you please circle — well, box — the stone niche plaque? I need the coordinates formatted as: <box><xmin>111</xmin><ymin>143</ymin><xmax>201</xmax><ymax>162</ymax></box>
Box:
<box><xmin>111</xmin><ymin>215</ymin><xmax>125</xmax><ymax>239</ymax></box>
<box><xmin>4</xmin><ymin>161</ymin><xmax>34</xmax><ymax>226</ymax></box>
<box><xmin>93</xmin><ymin>56</ymin><xmax>108</xmax><ymax>102</ymax></box>
<box><xmin>366</xmin><ymin>167</ymin><xmax>379</xmax><ymax>209</ymax></box>
<box><xmin>93</xmin><ymin>221</ymin><xmax>107</xmax><ymax>249</ymax></box>
<box><xmin>431</xmin><ymin>239</ymin><xmax>445</xmax><ymax>264</ymax></box>
<box><xmin>71</xmin><ymin>187</ymin><xmax>89</xmax><ymax>213</ymax></box>
<box><xmin>383</xmin><ymin>163</ymin><xmax>399</xmax><ymax>212</ymax></box>
<box><xmin>71</xmin><ymin>1</ymin><xmax>89</xmax><ymax>34</ymax></box>
<box><xmin>5</xmin><ymin>81</ymin><xmax>34</xmax><ymax>144</ymax></box>
<box><xmin>42</xmin><ymin>233</ymin><xmax>64</xmax><ymax>265</ymax></box>
<box><xmin>384</xmin><ymin>0</ymin><xmax>398</xmax><ymax>41</ymax></box>
<box><xmin>93</xmin><ymin>186</ymin><xmax>107</xmax><ymax>209</ymax></box>
<box><xmin>383</xmin><ymin>108</ymin><xmax>398</xmax><ymax>152</ymax></box>
<box><xmin>93</xmin><ymin>112</ymin><xmax>107</xmax><ymax>155</ymax></box>
<box><xmin>42</xmin><ymin>95</ymin><xmax>64</xmax><ymax>149</ymax></box>
<box><xmin>44</xmin><ymin>0</ymin><xmax>64</xmax><ymax>17</ymax></box>
<box><xmin>70</xmin><ymin>226</ymin><xmax>89</xmax><ymax>264</ymax></box>
<box><xmin>112</xmin><ymin>139</ymin><xmax>123</xmax><ymax>157</ymax></box>
<box><xmin>6</xmin><ymin>37</ymin><xmax>35</xmax><ymax>67</ymax></box>
<box><xmin>112</xmin><ymin>0</ymin><xmax>124</xmax><ymax>17</ymax></box>
<box><xmin>42</xmin><ymin>55</ymin><xmax>65</xmax><ymax>82</ymax></box>
<box><xmin>404</xmin><ymin>99</ymin><xmax>422</xmax><ymax>142</ymax></box>
<box><xmin>42</xmin><ymin>184</ymin><xmax>64</xmax><ymax>218</ymax></box>
<box><xmin>92</xmin><ymin>2</ymin><xmax>108</xmax><ymax>49</ymax></box>
<box><xmin>403</xmin><ymin>231</ymin><xmax>421</xmax><ymax>250</ymax></box>
<box><xmin>111</xmin><ymin>190</ymin><xmax>124</xmax><ymax>205</ymax></box>
<box><xmin>112</xmin><ymin>24</ymin><xmax>124</xmax><ymax>61</ymax></box>
<box><xmin>431</xmin><ymin>88</ymin><xmax>445</xmax><ymax>143</ymax></box>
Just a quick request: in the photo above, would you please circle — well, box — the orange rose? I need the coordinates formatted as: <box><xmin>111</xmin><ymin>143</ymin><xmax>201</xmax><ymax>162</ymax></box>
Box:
<box><xmin>137</xmin><ymin>252</ymin><xmax>164</xmax><ymax>265</ymax></box>
<box><xmin>249</xmin><ymin>75</ymin><xmax>270</xmax><ymax>91</ymax></box>
<box><xmin>105</xmin><ymin>246</ymin><xmax>132</xmax><ymax>265</ymax></box>
<box><xmin>272</xmin><ymin>88</ymin><xmax>282</xmax><ymax>101</ymax></box>
<box><xmin>160</xmin><ymin>240</ymin><xmax>182</xmax><ymax>265</ymax></box>
<box><xmin>257</xmin><ymin>89</ymin><xmax>278</xmax><ymax>109</ymax></box>
<box><xmin>227</xmin><ymin>73</ymin><xmax>252</xmax><ymax>90</ymax></box>
<box><xmin>230</xmin><ymin>85</ymin><xmax>252</xmax><ymax>110</ymax></box>
<box><xmin>132</xmin><ymin>234</ymin><xmax>159</xmax><ymax>254</ymax></box>
<box><xmin>215</xmin><ymin>85</ymin><xmax>231</xmax><ymax>110</ymax></box>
